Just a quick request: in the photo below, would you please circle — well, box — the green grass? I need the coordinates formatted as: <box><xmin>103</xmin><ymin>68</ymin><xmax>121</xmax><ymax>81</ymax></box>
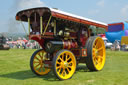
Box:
<box><xmin>0</xmin><ymin>49</ymin><xmax>128</xmax><ymax>85</ymax></box>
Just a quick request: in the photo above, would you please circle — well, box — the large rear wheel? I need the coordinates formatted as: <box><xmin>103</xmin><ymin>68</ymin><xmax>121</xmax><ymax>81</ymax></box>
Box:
<box><xmin>30</xmin><ymin>49</ymin><xmax>51</xmax><ymax>76</ymax></box>
<box><xmin>85</xmin><ymin>36</ymin><xmax>106</xmax><ymax>71</ymax></box>
<box><xmin>52</xmin><ymin>50</ymin><xmax>76</xmax><ymax>80</ymax></box>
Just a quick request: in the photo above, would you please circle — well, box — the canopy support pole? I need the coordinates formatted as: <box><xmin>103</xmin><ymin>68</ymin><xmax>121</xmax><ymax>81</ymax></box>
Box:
<box><xmin>54</xmin><ymin>20</ymin><xmax>56</xmax><ymax>35</ymax></box>
<box><xmin>28</xmin><ymin>18</ymin><xmax>30</xmax><ymax>35</ymax></box>
<box><xmin>40</xmin><ymin>16</ymin><xmax>43</xmax><ymax>34</ymax></box>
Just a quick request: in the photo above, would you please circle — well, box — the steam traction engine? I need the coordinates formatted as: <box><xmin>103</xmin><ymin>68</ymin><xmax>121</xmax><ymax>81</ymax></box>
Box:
<box><xmin>16</xmin><ymin>7</ymin><xmax>107</xmax><ymax>80</ymax></box>
<box><xmin>0</xmin><ymin>35</ymin><xmax>10</xmax><ymax>50</ymax></box>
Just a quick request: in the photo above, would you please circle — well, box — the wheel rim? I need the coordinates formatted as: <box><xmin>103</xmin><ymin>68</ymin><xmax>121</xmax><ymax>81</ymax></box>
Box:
<box><xmin>55</xmin><ymin>51</ymin><xmax>76</xmax><ymax>79</ymax></box>
<box><xmin>33</xmin><ymin>50</ymin><xmax>51</xmax><ymax>75</ymax></box>
<box><xmin>92</xmin><ymin>37</ymin><xmax>106</xmax><ymax>70</ymax></box>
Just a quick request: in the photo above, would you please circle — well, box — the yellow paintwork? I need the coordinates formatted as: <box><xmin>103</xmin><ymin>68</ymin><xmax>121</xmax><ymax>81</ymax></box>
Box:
<box><xmin>92</xmin><ymin>37</ymin><xmax>106</xmax><ymax>70</ymax></box>
<box><xmin>33</xmin><ymin>50</ymin><xmax>51</xmax><ymax>75</ymax></box>
<box><xmin>121</xmin><ymin>36</ymin><xmax>128</xmax><ymax>45</ymax></box>
<box><xmin>40</xmin><ymin>16</ymin><xmax>43</xmax><ymax>34</ymax></box>
<box><xmin>28</xmin><ymin>18</ymin><xmax>30</xmax><ymax>34</ymax></box>
<box><xmin>55</xmin><ymin>51</ymin><xmax>76</xmax><ymax>79</ymax></box>
<box><xmin>43</xmin><ymin>15</ymin><xmax>52</xmax><ymax>35</ymax></box>
<box><xmin>54</xmin><ymin>20</ymin><xmax>56</xmax><ymax>35</ymax></box>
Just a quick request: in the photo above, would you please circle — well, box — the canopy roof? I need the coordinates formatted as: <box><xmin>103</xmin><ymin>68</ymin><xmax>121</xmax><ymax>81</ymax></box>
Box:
<box><xmin>16</xmin><ymin>7</ymin><xmax>108</xmax><ymax>29</ymax></box>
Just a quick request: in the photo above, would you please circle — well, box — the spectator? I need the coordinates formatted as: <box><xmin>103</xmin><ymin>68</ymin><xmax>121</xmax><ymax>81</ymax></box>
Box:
<box><xmin>89</xmin><ymin>29</ymin><xmax>94</xmax><ymax>36</ymax></box>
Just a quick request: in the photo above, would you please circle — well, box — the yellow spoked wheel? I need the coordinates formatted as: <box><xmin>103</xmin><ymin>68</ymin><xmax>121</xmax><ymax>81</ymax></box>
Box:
<box><xmin>52</xmin><ymin>50</ymin><xmax>76</xmax><ymax>80</ymax></box>
<box><xmin>30</xmin><ymin>49</ymin><xmax>51</xmax><ymax>76</ymax></box>
<box><xmin>85</xmin><ymin>36</ymin><xmax>106</xmax><ymax>71</ymax></box>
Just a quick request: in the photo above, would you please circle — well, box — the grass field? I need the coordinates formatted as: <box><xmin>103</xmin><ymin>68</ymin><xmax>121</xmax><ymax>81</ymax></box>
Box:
<box><xmin>0</xmin><ymin>49</ymin><xmax>128</xmax><ymax>85</ymax></box>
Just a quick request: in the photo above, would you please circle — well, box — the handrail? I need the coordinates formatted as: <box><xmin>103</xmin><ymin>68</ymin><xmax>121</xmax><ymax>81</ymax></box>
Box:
<box><xmin>20</xmin><ymin>20</ymin><xmax>28</xmax><ymax>35</ymax></box>
<box><xmin>43</xmin><ymin>15</ymin><xmax>52</xmax><ymax>35</ymax></box>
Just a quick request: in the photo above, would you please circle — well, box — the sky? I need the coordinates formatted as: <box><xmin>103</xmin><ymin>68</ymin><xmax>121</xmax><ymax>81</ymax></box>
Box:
<box><xmin>0</xmin><ymin>0</ymin><xmax>128</xmax><ymax>33</ymax></box>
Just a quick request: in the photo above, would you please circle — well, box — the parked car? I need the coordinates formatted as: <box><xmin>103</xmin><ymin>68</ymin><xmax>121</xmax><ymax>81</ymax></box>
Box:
<box><xmin>102</xmin><ymin>38</ymin><xmax>113</xmax><ymax>48</ymax></box>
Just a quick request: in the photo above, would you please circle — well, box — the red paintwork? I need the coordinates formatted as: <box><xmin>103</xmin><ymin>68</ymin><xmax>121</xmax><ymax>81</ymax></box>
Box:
<box><xmin>82</xmin><ymin>49</ymin><xmax>87</xmax><ymax>56</ymax></box>
<box><xmin>80</xmin><ymin>36</ymin><xmax>88</xmax><ymax>47</ymax></box>
<box><xmin>71</xmin><ymin>49</ymin><xmax>80</xmax><ymax>56</ymax></box>
<box><xmin>29</xmin><ymin>32</ymin><xmax>54</xmax><ymax>49</ymax></box>
<box><xmin>107</xmin><ymin>22</ymin><xmax>124</xmax><ymax>32</ymax></box>
<box><xmin>63</xmin><ymin>40</ymin><xmax>78</xmax><ymax>49</ymax></box>
<box><xmin>70</xmin><ymin>32</ymin><xmax>77</xmax><ymax>39</ymax></box>
<box><xmin>29</xmin><ymin>35</ymin><xmax>44</xmax><ymax>48</ymax></box>
<box><xmin>98</xmin><ymin>34</ymin><xmax>106</xmax><ymax>38</ymax></box>
<box><xmin>16</xmin><ymin>7</ymin><xmax>107</xmax><ymax>54</ymax></box>
<box><xmin>16</xmin><ymin>7</ymin><xmax>108</xmax><ymax>29</ymax></box>
<box><xmin>51</xmin><ymin>11</ymin><xmax>108</xmax><ymax>29</ymax></box>
<box><xmin>44</xmin><ymin>32</ymin><xmax>54</xmax><ymax>35</ymax></box>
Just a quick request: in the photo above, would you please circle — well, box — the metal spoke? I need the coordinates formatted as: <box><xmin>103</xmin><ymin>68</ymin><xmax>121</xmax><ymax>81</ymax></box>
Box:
<box><xmin>66</xmin><ymin>55</ymin><xmax>70</xmax><ymax>61</ymax></box>
<box><xmin>68</xmin><ymin>61</ymin><xmax>73</xmax><ymax>65</ymax></box>
<box><xmin>33</xmin><ymin>61</ymin><xmax>39</xmax><ymax>64</ymax></box>
<box><xmin>65</xmin><ymin>54</ymin><xmax>67</xmax><ymax>61</ymax></box>
<box><xmin>62</xmin><ymin>54</ymin><xmax>65</xmax><ymax>61</ymax></box>
<box><xmin>66</xmin><ymin>68</ymin><xmax>70</xmax><ymax>73</ymax></box>
<box><xmin>56</xmin><ymin>65</ymin><xmax>61</xmax><ymax>69</ymax></box>
<box><xmin>68</xmin><ymin>65</ymin><xmax>72</xmax><ymax>68</ymax></box>
<box><xmin>93</xmin><ymin>48</ymin><xmax>96</xmax><ymax>52</ymax></box>
<box><xmin>56</xmin><ymin>61</ymin><xmax>61</xmax><ymax>65</ymax></box>
<box><xmin>95</xmin><ymin>42</ymin><xmax>98</xmax><ymax>47</ymax></box>
<box><xmin>93</xmin><ymin>44</ymin><xmax>96</xmax><ymax>48</ymax></box>
<box><xmin>95</xmin><ymin>40</ymin><xmax>101</xmax><ymax>49</ymax></box>
<box><xmin>38</xmin><ymin>65</ymin><xmax>42</xmax><ymax>72</ymax></box>
<box><xmin>34</xmin><ymin>63</ymin><xmax>40</xmax><ymax>69</ymax></box>
<box><xmin>62</xmin><ymin>68</ymin><xmax>65</xmax><ymax>76</ymax></box>
<box><xmin>45</xmin><ymin>68</ymin><xmax>48</xmax><ymax>72</ymax></box>
<box><xmin>93</xmin><ymin>55</ymin><xmax>97</xmax><ymax>62</ymax></box>
<box><xmin>58</xmin><ymin>68</ymin><xmax>61</xmax><ymax>73</ymax></box>
<box><xmin>34</xmin><ymin>56</ymin><xmax>40</xmax><ymax>61</ymax></box>
<box><xmin>98</xmin><ymin>47</ymin><xmax>103</xmax><ymax>51</ymax></box>
<box><xmin>38</xmin><ymin>53</ymin><xmax>43</xmax><ymax>60</ymax></box>
<box><xmin>98</xmin><ymin>56</ymin><xmax>103</xmax><ymax>62</ymax></box>
<box><xmin>59</xmin><ymin>56</ymin><xmax>64</xmax><ymax>62</ymax></box>
<box><xmin>94</xmin><ymin>41</ymin><xmax>98</xmax><ymax>48</ymax></box>
<box><xmin>95</xmin><ymin>60</ymin><xmax>98</xmax><ymax>65</ymax></box>
<box><xmin>40</xmin><ymin>67</ymin><xmax>44</xmax><ymax>72</ymax></box>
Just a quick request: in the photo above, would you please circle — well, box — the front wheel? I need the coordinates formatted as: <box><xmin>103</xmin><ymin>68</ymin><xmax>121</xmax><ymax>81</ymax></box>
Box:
<box><xmin>85</xmin><ymin>36</ymin><xmax>106</xmax><ymax>71</ymax></box>
<box><xmin>30</xmin><ymin>49</ymin><xmax>51</xmax><ymax>76</ymax></box>
<box><xmin>52</xmin><ymin>50</ymin><xmax>76</xmax><ymax>80</ymax></box>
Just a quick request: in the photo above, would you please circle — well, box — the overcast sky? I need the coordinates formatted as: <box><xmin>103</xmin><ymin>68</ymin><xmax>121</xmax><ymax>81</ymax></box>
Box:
<box><xmin>0</xmin><ymin>0</ymin><xmax>128</xmax><ymax>33</ymax></box>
